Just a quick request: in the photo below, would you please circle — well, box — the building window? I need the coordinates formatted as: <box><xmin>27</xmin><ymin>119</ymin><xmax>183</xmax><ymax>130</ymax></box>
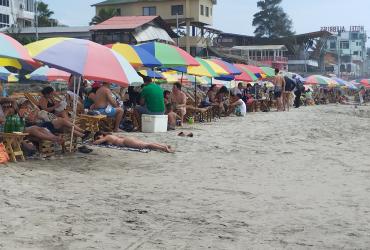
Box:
<box><xmin>200</xmin><ymin>5</ymin><xmax>204</xmax><ymax>15</ymax></box>
<box><xmin>340</xmin><ymin>41</ymin><xmax>349</xmax><ymax>49</ymax></box>
<box><xmin>329</xmin><ymin>40</ymin><xmax>336</xmax><ymax>49</ymax></box>
<box><xmin>171</xmin><ymin>5</ymin><xmax>183</xmax><ymax>15</ymax></box>
<box><xmin>116</xmin><ymin>8</ymin><xmax>121</xmax><ymax>16</ymax></box>
<box><xmin>206</xmin><ymin>7</ymin><xmax>209</xmax><ymax>17</ymax></box>
<box><xmin>0</xmin><ymin>13</ymin><xmax>9</xmax><ymax>28</ymax></box>
<box><xmin>353</xmin><ymin>51</ymin><xmax>359</xmax><ymax>55</ymax></box>
<box><xmin>210</xmin><ymin>7</ymin><xmax>212</xmax><ymax>16</ymax></box>
<box><xmin>143</xmin><ymin>6</ymin><xmax>156</xmax><ymax>16</ymax></box>
<box><xmin>351</xmin><ymin>32</ymin><xmax>359</xmax><ymax>40</ymax></box>
<box><xmin>26</xmin><ymin>0</ymin><xmax>34</xmax><ymax>12</ymax></box>
<box><xmin>0</xmin><ymin>0</ymin><xmax>9</xmax><ymax>7</ymax></box>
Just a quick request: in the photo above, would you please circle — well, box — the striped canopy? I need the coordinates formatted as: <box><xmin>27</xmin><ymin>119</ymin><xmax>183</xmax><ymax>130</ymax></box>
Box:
<box><xmin>206</xmin><ymin>59</ymin><xmax>241</xmax><ymax>75</ymax></box>
<box><xmin>175</xmin><ymin>57</ymin><xmax>228</xmax><ymax>78</ymax></box>
<box><xmin>234</xmin><ymin>64</ymin><xmax>258</xmax><ymax>82</ymax></box>
<box><xmin>137</xmin><ymin>42</ymin><xmax>199</xmax><ymax>67</ymax></box>
<box><xmin>240</xmin><ymin>65</ymin><xmax>265</xmax><ymax>78</ymax></box>
<box><xmin>0</xmin><ymin>33</ymin><xmax>38</xmax><ymax>70</ymax></box>
<box><xmin>26</xmin><ymin>65</ymin><xmax>71</xmax><ymax>82</ymax></box>
<box><xmin>260</xmin><ymin>66</ymin><xmax>275</xmax><ymax>77</ymax></box>
<box><xmin>26</xmin><ymin>37</ymin><xmax>143</xmax><ymax>87</ymax></box>
<box><xmin>304</xmin><ymin>75</ymin><xmax>338</xmax><ymax>86</ymax></box>
<box><xmin>107</xmin><ymin>43</ymin><xmax>161</xmax><ymax>68</ymax></box>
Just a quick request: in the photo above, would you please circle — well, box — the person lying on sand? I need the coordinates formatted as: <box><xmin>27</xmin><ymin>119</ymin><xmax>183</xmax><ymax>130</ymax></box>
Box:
<box><xmin>93</xmin><ymin>131</ymin><xmax>174</xmax><ymax>153</ymax></box>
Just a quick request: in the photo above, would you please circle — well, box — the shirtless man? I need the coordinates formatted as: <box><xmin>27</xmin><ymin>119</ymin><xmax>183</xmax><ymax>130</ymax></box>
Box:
<box><xmin>171</xmin><ymin>82</ymin><xmax>187</xmax><ymax>125</ymax></box>
<box><xmin>273</xmin><ymin>68</ymin><xmax>286</xmax><ymax>111</ymax></box>
<box><xmin>92</xmin><ymin>82</ymin><xmax>124</xmax><ymax>132</ymax></box>
<box><xmin>93</xmin><ymin>131</ymin><xmax>174</xmax><ymax>153</ymax></box>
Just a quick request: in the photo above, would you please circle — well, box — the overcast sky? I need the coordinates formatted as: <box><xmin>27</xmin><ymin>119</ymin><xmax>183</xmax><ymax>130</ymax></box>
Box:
<box><xmin>45</xmin><ymin>0</ymin><xmax>370</xmax><ymax>41</ymax></box>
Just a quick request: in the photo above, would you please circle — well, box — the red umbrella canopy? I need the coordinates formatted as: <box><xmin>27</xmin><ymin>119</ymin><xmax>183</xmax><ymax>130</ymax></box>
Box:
<box><xmin>234</xmin><ymin>64</ymin><xmax>258</xmax><ymax>82</ymax></box>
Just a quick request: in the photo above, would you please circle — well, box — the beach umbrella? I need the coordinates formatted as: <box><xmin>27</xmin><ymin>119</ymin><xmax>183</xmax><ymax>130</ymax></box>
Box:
<box><xmin>26</xmin><ymin>37</ymin><xmax>143</xmax><ymax>87</ymax></box>
<box><xmin>0</xmin><ymin>33</ymin><xmax>39</xmax><ymax>70</ymax></box>
<box><xmin>137</xmin><ymin>42</ymin><xmax>199</xmax><ymax>67</ymax></box>
<box><xmin>106</xmin><ymin>43</ymin><xmax>162</xmax><ymax>68</ymax></box>
<box><xmin>26</xmin><ymin>37</ymin><xmax>144</xmax><ymax>151</ymax></box>
<box><xmin>26</xmin><ymin>65</ymin><xmax>71</xmax><ymax>82</ymax></box>
<box><xmin>0</xmin><ymin>67</ymin><xmax>18</xmax><ymax>82</ymax></box>
<box><xmin>260</xmin><ymin>66</ymin><xmax>275</xmax><ymax>77</ymax></box>
<box><xmin>234</xmin><ymin>64</ymin><xmax>258</xmax><ymax>82</ymax></box>
<box><xmin>283</xmin><ymin>71</ymin><xmax>304</xmax><ymax>82</ymax></box>
<box><xmin>239</xmin><ymin>64</ymin><xmax>265</xmax><ymax>78</ymax></box>
<box><xmin>138</xmin><ymin>69</ymin><xmax>165</xmax><ymax>79</ymax></box>
<box><xmin>304</xmin><ymin>75</ymin><xmax>338</xmax><ymax>86</ymax></box>
<box><xmin>206</xmin><ymin>59</ymin><xmax>241</xmax><ymax>76</ymax></box>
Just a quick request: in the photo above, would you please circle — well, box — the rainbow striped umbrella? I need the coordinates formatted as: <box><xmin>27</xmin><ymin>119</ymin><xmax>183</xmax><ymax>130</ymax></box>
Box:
<box><xmin>206</xmin><ymin>59</ymin><xmax>241</xmax><ymax>75</ymax></box>
<box><xmin>26</xmin><ymin>38</ymin><xmax>143</xmax><ymax>87</ymax></box>
<box><xmin>234</xmin><ymin>64</ymin><xmax>258</xmax><ymax>82</ymax></box>
<box><xmin>240</xmin><ymin>64</ymin><xmax>265</xmax><ymax>78</ymax></box>
<box><xmin>175</xmin><ymin>57</ymin><xmax>228</xmax><ymax>77</ymax></box>
<box><xmin>138</xmin><ymin>69</ymin><xmax>165</xmax><ymax>79</ymax></box>
<box><xmin>106</xmin><ymin>43</ymin><xmax>161</xmax><ymax>68</ymax></box>
<box><xmin>0</xmin><ymin>33</ymin><xmax>38</xmax><ymax>70</ymax></box>
<box><xmin>260</xmin><ymin>66</ymin><xmax>275</xmax><ymax>77</ymax></box>
<box><xmin>304</xmin><ymin>75</ymin><xmax>338</xmax><ymax>86</ymax></box>
<box><xmin>137</xmin><ymin>42</ymin><xmax>199</xmax><ymax>67</ymax></box>
<box><xmin>0</xmin><ymin>67</ymin><xmax>18</xmax><ymax>82</ymax></box>
<box><xmin>26</xmin><ymin>66</ymin><xmax>71</xmax><ymax>82</ymax></box>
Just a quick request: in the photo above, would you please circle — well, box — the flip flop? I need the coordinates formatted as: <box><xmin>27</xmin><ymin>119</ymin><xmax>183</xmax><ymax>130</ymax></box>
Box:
<box><xmin>187</xmin><ymin>133</ymin><xmax>194</xmax><ymax>138</ymax></box>
<box><xmin>178</xmin><ymin>132</ymin><xmax>185</xmax><ymax>137</ymax></box>
<box><xmin>78</xmin><ymin>146</ymin><xmax>93</xmax><ymax>154</ymax></box>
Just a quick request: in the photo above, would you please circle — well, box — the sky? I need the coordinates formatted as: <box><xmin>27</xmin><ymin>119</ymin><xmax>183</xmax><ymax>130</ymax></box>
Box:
<box><xmin>45</xmin><ymin>0</ymin><xmax>370</xmax><ymax>39</ymax></box>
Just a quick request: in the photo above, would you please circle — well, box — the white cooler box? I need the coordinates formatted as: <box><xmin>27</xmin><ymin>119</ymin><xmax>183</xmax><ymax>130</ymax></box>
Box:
<box><xmin>141</xmin><ymin>115</ymin><xmax>168</xmax><ymax>133</ymax></box>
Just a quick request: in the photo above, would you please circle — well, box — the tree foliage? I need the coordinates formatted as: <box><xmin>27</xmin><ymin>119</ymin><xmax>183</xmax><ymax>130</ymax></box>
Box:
<box><xmin>252</xmin><ymin>0</ymin><xmax>294</xmax><ymax>38</ymax></box>
<box><xmin>37</xmin><ymin>1</ymin><xmax>57</xmax><ymax>27</ymax></box>
<box><xmin>90</xmin><ymin>8</ymin><xmax>119</xmax><ymax>25</ymax></box>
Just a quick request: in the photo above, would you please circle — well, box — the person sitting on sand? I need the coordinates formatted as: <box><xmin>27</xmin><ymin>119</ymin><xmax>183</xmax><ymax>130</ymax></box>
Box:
<box><xmin>229</xmin><ymin>94</ymin><xmax>247</xmax><ymax>117</ymax></box>
<box><xmin>166</xmin><ymin>103</ymin><xmax>180</xmax><ymax>130</ymax></box>
<box><xmin>163</xmin><ymin>90</ymin><xmax>171</xmax><ymax>105</ymax></box>
<box><xmin>92</xmin><ymin>82</ymin><xmax>124</xmax><ymax>132</ymax></box>
<box><xmin>93</xmin><ymin>131</ymin><xmax>174</xmax><ymax>153</ymax></box>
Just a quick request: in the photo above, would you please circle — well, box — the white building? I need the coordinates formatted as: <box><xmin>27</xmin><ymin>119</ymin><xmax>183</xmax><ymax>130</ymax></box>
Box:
<box><xmin>0</xmin><ymin>0</ymin><xmax>35</xmax><ymax>30</ymax></box>
<box><xmin>325</xmin><ymin>26</ymin><xmax>367</xmax><ymax>78</ymax></box>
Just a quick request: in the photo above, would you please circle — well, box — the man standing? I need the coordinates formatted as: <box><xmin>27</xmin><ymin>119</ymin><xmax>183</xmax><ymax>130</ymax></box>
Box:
<box><xmin>293</xmin><ymin>75</ymin><xmax>303</xmax><ymax>108</ymax></box>
<box><xmin>172</xmin><ymin>82</ymin><xmax>187</xmax><ymax>126</ymax></box>
<box><xmin>93</xmin><ymin>82</ymin><xmax>124</xmax><ymax>132</ymax></box>
<box><xmin>273</xmin><ymin>68</ymin><xmax>286</xmax><ymax>111</ymax></box>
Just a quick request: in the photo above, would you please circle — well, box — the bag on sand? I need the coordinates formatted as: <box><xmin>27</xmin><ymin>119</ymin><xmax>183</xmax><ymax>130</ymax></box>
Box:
<box><xmin>0</xmin><ymin>143</ymin><xmax>9</xmax><ymax>164</ymax></box>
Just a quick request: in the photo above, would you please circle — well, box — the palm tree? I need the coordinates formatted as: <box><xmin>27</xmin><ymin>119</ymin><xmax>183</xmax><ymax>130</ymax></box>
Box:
<box><xmin>90</xmin><ymin>9</ymin><xmax>119</xmax><ymax>25</ymax></box>
<box><xmin>37</xmin><ymin>1</ymin><xmax>55</xmax><ymax>27</ymax></box>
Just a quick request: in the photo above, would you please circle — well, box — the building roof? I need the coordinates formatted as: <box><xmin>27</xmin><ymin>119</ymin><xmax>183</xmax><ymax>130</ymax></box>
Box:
<box><xmin>17</xmin><ymin>26</ymin><xmax>91</xmax><ymax>34</ymax></box>
<box><xmin>233</xmin><ymin>45</ymin><xmax>288</xmax><ymax>51</ymax></box>
<box><xmin>92</xmin><ymin>0</ymin><xmax>217</xmax><ymax>7</ymax></box>
<box><xmin>92</xmin><ymin>0</ymin><xmax>166</xmax><ymax>7</ymax></box>
<box><xmin>90</xmin><ymin>16</ymin><xmax>178</xmax><ymax>37</ymax></box>
<box><xmin>90</xmin><ymin>16</ymin><xmax>158</xmax><ymax>30</ymax></box>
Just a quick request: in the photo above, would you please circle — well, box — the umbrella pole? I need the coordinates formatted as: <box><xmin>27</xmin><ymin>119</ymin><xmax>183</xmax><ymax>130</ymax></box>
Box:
<box><xmin>195</xmin><ymin>76</ymin><xmax>197</xmax><ymax>108</ymax></box>
<box><xmin>70</xmin><ymin>76</ymin><xmax>81</xmax><ymax>152</ymax></box>
<box><xmin>181</xmin><ymin>72</ymin><xmax>184</xmax><ymax>84</ymax></box>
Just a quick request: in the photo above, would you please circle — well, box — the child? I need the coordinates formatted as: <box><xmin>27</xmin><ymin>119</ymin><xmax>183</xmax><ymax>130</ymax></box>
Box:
<box><xmin>93</xmin><ymin>131</ymin><xmax>175</xmax><ymax>153</ymax></box>
<box><xmin>229</xmin><ymin>94</ymin><xmax>247</xmax><ymax>117</ymax></box>
<box><xmin>165</xmin><ymin>103</ymin><xmax>180</xmax><ymax>130</ymax></box>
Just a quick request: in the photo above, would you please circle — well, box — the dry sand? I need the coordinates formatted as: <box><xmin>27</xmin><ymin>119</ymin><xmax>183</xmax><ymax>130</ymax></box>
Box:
<box><xmin>1</xmin><ymin>104</ymin><xmax>370</xmax><ymax>249</ymax></box>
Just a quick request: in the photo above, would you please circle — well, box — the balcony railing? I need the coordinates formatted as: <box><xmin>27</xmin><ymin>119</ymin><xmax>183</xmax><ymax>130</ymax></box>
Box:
<box><xmin>248</xmin><ymin>56</ymin><xmax>288</xmax><ymax>63</ymax></box>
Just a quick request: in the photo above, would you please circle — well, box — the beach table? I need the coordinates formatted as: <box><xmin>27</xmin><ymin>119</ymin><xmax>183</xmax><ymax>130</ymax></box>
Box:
<box><xmin>79</xmin><ymin>114</ymin><xmax>107</xmax><ymax>133</ymax></box>
<box><xmin>0</xmin><ymin>132</ymin><xmax>28</xmax><ymax>162</ymax></box>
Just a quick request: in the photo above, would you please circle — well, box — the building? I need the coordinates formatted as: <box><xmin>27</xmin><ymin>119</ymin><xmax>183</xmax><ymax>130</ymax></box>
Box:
<box><xmin>324</xmin><ymin>26</ymin><xmax>367</xmax><ymax>78</ymax></box>
<box><xmin>214</xmin><ymin>31</ymin><xmax>331</xmax><ymax>73</ymax></box>
<box><xmin>92</xmin><ymin>0</ymin><xmax>218</xmax><ymax>55</ymax></box>
<box><xmin>0</xmin><ymin>0</ymin><xmax>35</xmax><ymax>29</ymax></box>
<box><xmin>14</xmin><ymin>26</ymin><xmax>92</xmax><ymax>40</ymax></box>
<box><xmin>90</xmin><ymin>16</ymin><xmax>177</xmax><ymax>45</ymax></box>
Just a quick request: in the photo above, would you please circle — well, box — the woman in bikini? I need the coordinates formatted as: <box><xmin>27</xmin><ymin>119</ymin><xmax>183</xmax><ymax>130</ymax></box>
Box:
<box><xmin>39</xmin><ymin>86</ymin><xmax>68</xmax><ymax>119</ymax></box>
<box><xmin>93</xmin><ymin>131</ymin><xmax>174</xmax><ymax>153</ymax></box>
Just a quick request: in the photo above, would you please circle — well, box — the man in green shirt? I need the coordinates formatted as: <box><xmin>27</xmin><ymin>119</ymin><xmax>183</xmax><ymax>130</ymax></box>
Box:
<box><xmin>137</xmin><ymin>76</ymin><xmax>165</xmax><ymax>115</ymax></box>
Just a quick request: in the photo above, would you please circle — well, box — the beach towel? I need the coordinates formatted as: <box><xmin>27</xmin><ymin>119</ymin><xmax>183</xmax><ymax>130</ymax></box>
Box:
<box><xmin>82</xmin><ymin>142</ymin><xmax>150</xmax><ymax>153</ymax></box>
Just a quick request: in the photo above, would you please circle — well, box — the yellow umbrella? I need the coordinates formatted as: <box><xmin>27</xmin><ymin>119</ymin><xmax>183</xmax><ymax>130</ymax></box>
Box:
<box><xmin>0</xmin><ymin>58</ymin><xmax>22</xmax><ymax>69</ymax></box>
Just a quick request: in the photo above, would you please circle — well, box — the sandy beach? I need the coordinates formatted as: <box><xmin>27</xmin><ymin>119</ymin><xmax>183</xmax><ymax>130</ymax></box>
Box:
<box><xmin>1</xmin><ymin>104</ymin><xmax>370</xmax><ymax>249</ymax></box>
